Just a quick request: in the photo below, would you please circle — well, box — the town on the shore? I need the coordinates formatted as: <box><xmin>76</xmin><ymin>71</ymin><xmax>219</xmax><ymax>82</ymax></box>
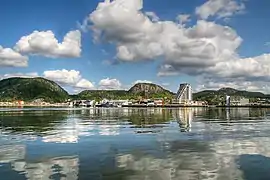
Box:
<box><xmin>1</xmin><ymin>83</ymin><xmax>270</xmax><ymax>108</ymax></box>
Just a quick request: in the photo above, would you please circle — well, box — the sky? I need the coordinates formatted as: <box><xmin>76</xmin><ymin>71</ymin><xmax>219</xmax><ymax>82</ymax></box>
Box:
<box><xmin>0</xmin><ymin>0</ymin><xmax>270</xmax><ymax>94</ymax></box>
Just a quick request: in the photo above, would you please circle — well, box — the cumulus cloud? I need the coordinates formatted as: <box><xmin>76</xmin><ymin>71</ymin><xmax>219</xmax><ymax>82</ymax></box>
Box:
<box><xmin>89</xmin><ymin>0</ymin><xmax>164</xmax><ymax>61</ymax></box>
<box><xmin>89</xmin><ymin>0</ymin><xmax>241</xmax><ymax>73</ymax></box>
<box><xmin>87</xmin><ymin>0</ymin><xmax>268</xmax><ymax>93</ymax></box>
<box><xmin>195</xmin><ymin>0</ymin><xmax>245</xmax><ymax>20</ymax></box>
<box><xmin>99</xmin><ymin>78</ymin><xmax>122</xmax><ymax>90</ymax></box>
<box><xmin>0</xmin><ymin>46</ymin><xmax>28</xmax><ymax>67</ymax></box>
<box><xmin>14</xmin><ymin>30</ymin><xmax>81</xmax><ymax>58</ymax></box>
<box><xmin>193</xmin><ymin>53</ymin><xmax>270</xmax><ymax>93</ymax></box>
<box><xmin>76</xmin><ymin>79</ymin><xmax>94</xmax><ymax>89</ymax></box>
<box><xmin>43</xmin><ymin>69</ymin><xmax>94</xmax><ymax>90</ymax></box>
<box><xmin>208</xmin><ymin>54</ymin><xmax>270</xmax><ymax>81</ymax></box>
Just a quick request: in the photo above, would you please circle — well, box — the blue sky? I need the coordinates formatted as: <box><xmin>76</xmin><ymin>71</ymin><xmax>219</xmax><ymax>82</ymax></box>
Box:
<box><xmin>0</xmin><ymin>0</ymin><xmax>270</xmax><ymax>93</ymax></box>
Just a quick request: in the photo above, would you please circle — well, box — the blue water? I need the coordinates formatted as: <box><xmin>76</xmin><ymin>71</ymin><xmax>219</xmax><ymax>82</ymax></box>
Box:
<box><xmin>0</xmin><ymin>107</ymin><xmax>270</xmax><ymax>180</ymax></box>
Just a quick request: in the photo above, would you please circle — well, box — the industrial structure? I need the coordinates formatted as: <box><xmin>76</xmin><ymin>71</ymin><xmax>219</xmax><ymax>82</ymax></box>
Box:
<box><xmin>176</xmin><ymin>83</ymin><xmax>193</xmax><ymax>104</ymax></box>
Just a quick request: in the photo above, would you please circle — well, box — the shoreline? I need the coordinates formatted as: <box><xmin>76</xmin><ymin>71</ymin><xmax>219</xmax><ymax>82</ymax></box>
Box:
<box><xmin>1</xmin><ymin>104</ymin><xmax>270</xmax><ymax>108</ymax></box>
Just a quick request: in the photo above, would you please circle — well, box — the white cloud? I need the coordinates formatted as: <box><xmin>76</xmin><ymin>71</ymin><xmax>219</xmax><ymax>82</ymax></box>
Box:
<box><xmin>196</xmin><ymin>78</ymin><xmax>270</xmax><ymax>94</ymax></box>
<box><xmin>99</xmin><ymin>78</ymin><xmax>122</xmax><ymax>90</ymax></box>
<box><xmin>195</xmin><ymin>0</ymin><xmax>245</xmax><ymax>20</ymax></box>
<box><xmin>14</xmin><ymin>30</ymin><xmax>81</xmax><ymax>58</ymax></box>
<box><xmin>89</xmin><ymin>0</ymin><xmax>241</xmax><ymax>73</ymax></box>
<box><xmin>43</xmin><ymin>69</ymin><xmax>81</xmax><ymax>85</ymax></box>
<box><xmin>0</xmin><ymin>46</ymin><xmax>28</xmax><ymax>67</ymax></box>
<box><xmin>87</xmin><ymin>0</ymin><xmax>268</xmax><ymax>93</ymax></box>
<box><xmin>89</xmin><ymin>0</ymin><xmax>164</xmax><ymax>61</ymax></box>
<box><xmin>157</xmin><ymin>64</ymin><xmax>180</xmax><ymax>77</ymax></box>
<box><xmin>43</xmin><ymin>69</ymin><xmax>94</xmax><ymax>90</ymax></box>
<box><xmin>265</xmin><ymin>42</ymin><xmax>270</xmax><ymax>46</ymax></box>
<box><xmin>145</xmin><ymin>11</ymin><xmax>159</xmax><ymax>22</ymax></box>
<box><xmin>133</xmin><ymin>80</ymin><xmax>152</xmax><ymax>84</ymax></box>
<box><xmin>0</xmin><ymin>72</ymin><xmax>38</xmax><ymax>80</ymax></box>
<box><xmin>176</xmin><ymin>14</ymin><xmax>190</xmax><ymax>25</ymax></box>
<box><xmin>76</xmin><ymin>79</ymin><xmax>94</xmax><ymax>89</ymax></box>
<box><xmin>208</xmin><ymin>54</ymin><xmax>270</xmax><ymax>81</ymax></box>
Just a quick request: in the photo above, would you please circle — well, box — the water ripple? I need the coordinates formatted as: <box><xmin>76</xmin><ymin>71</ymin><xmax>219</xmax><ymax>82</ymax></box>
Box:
<box><xmin>0</xmin><ymin>107</ymin><xmax>270</xmax><ymax>179</ymax></box>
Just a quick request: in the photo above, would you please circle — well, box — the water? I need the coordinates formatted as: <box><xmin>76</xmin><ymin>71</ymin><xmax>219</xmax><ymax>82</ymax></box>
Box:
<box><xmin>0</xmin><ymin>107</ymin><xmax>270</xmax><ymax>180</ymax></box>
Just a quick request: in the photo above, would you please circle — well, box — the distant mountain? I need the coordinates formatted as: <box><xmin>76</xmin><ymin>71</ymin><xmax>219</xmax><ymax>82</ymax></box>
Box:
<box><xmin>75</xmin><ymin>83</ymin><xmax>174</xmax><ymax>100</ymax></box>
<box><xmin>0</xmin><ymin>77</ymin><xmax>69</xmax><ymax>102</ymax></box>
<box><xmin>193</xmin><ymin>87</ymin><xmax>269</xmax><ymax>104</ymax></box>
<box><xmin>194</xmin><ymin>87</ymin><xmax>267</xmax><ymax>98</ymax></box>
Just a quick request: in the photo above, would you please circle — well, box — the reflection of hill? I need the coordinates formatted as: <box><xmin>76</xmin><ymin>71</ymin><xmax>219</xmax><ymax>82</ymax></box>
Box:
<box><xmin>68</xmin><ymin>108</ymin><xmax>173</xmax><ymax>127</ymax></box>
<box><xmin>197</xmin><ymin>108</ymin><xmax>267</xmax><ymax>121</ymax></box>
<box><xmin>0</xmin><ymin>110</ymin><xmax>68</xmax><ymax>135</ymax></box>
<box><xmin>127</xmin><ymin>109</ymin><xmax>172</xmax><ymax>127</ymax></box>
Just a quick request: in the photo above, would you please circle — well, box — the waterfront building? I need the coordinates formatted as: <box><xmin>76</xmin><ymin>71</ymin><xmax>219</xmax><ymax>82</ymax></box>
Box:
<box><xmin>226</xmin><ymin>95</ymin><xmax>230</xmax><ymax>106</ymax></box>
<box><xmin>176</xmin><ymin>83</ymin><xmax>192</xmax><ymax>104</ymax></box>
<box><xmin>226</xmin><ymin>96</ymin><xmax>250</xmax><ymax>106</ymax></box>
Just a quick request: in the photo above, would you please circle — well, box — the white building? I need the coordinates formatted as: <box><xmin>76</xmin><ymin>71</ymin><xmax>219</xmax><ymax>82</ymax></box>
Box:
<box><xmin>176</xmin><ymin>83</ymin><xmax>192</xmax><ymax>104</ymax></box>
<box><xmin>226</xmin><ymin>95</ymin><xmax>231</xmax><ymax>106</ymax></box>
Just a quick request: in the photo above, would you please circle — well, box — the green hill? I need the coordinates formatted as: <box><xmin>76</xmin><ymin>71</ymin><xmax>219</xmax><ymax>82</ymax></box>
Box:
<box><xmin>2</xmin><ymin>76</ymin><xmax>268</xmax><ymax>104</ymax></box>
<box><xmin>75</xmin><ymin>90</ymin><xmax>129</xmax><ymax>101</ymax></box>
<box><xmin>193</xmin><ymin>87</ymin><xmax>269</xmax><ymax>105</ymax></box>
<box><xmin>0</xmin><ymin>77</ymin><xmax>69</xmax><ymax>102</ymax></box>
<box><xmin>75</xmin><ymin>83</ymin><xmax>174</xmax><ymax>101</ymax></box>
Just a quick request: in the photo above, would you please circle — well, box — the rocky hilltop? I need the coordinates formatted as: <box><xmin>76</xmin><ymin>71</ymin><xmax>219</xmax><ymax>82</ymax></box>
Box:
<box><xmin>0</xmin><ymin>77</ymin><xmax>69</xmax><ymax>102</ymax></box>
<box><xmin>76</xmin><ymin>83</ymin><xmax>174</xmax><ymax>100</ymax></box>
<box><xmin>129</xmin><ymin>83</ymin><xmax>173</xmax><ymax>95</ymax></box>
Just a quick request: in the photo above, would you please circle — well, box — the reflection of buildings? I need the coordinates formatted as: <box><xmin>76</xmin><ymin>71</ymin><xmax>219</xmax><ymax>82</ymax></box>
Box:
<box><xmin>12</xmin><ymin>156</ymin><xmax>79</xmax><ymax>180</ymax></box>
<box><xmin>173</xmin><ymin>108</ymin><xmax>193</xmax><ymax>132</ymax></box>
<box><xmin>115</xmin><ymin>108</ymin><xmax>270</xmax><ymax>180</ymax></box>
<box><xmin>176</xmin><ymin>83</ymin><xmax>192</xmax><ymax>104</ymax></box>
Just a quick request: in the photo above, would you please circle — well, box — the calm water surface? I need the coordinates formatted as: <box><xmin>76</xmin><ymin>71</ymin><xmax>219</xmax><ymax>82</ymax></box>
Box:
<box><xmin>0</xmin><ymin>107</ymin><xmax>270</xmax><ymax>180</ymax></box>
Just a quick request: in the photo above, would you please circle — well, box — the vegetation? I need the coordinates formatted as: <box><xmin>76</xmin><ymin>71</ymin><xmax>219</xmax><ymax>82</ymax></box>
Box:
<box><xmin>76</xmin><ymin>90</ymin><xmax>130</xmax><ymax>102</ymax></box>
<box><xmin>0</xmin><ymin>110</ymin><xmax>69</xmax><ymax>134</ymax></box>
<box><xmin>1</xmin><ymin>77</ymin><xmax>269</xmax><ymax>104</ymax></box>
<box><xmin>75</xmin><ymin>83</ymin><xmax>175</xmax><ymax>101</ymax></box>
<box><xmin>0</xmin><ymin>77</ymin><xmax>69</xmax><ymax>103</ymax></box>
<box><xmin>193</xmin><ymin>87</ymin><xmax>270</xmax><ymax>105</ymax></box>
<box><xmin>0</xmin><ymin>77</ymin><xmax>174</xmax><ymax>102</ymax></box>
